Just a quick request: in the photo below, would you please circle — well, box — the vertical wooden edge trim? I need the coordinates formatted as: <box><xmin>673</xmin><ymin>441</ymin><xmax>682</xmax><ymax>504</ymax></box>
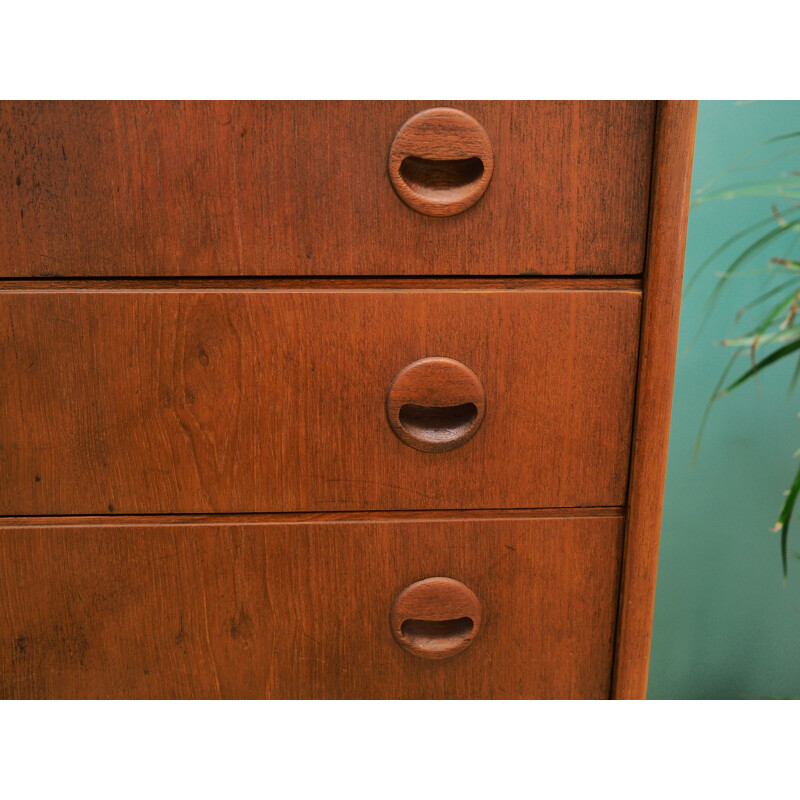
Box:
<box><xmin>612</xmin><ymin>100</ymin><xmax>698</xmax><ymax>699</ymax></box>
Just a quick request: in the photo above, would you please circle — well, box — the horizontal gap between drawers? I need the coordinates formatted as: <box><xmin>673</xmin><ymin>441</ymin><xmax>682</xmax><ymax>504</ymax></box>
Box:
<box><xmin>0</xmin><ymin>506</ymin><xmax>625</xmax><ymax>528</ymax></box>
<box><xmin>0</xmin><ymin>276</ymin><xmax>642</xmax><ymax>293</ymax></box>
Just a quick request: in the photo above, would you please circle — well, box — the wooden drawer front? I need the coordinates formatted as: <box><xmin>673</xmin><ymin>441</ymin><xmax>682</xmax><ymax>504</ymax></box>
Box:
<box><xmin>0</xmin><ymin>513</ymin><xmax>623</xmax><ymax>699</ymax></box>
<box><xmin>0</xmin><ymin>286</ymin><xmax>640</xmax><ymax>515</ymax></box>
<box><xmin>0</xmin><ymin>101</ymin><xmax>655</xmax><ymax>278</ymax></box>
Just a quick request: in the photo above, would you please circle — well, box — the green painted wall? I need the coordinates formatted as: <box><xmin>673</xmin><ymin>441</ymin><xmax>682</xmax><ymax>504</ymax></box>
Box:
<box><xmin>649</xmin><ymin>100</ymin><xmax>800</xmax><ymax>699</ymax></box>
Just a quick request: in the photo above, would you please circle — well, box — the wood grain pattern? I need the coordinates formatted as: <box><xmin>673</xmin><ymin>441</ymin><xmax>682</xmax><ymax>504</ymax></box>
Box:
<box><xmin>0</xmin><ymin>101</ymin><xmax>696</xmax><ymax>701</ymax></box>
<box><xmin>0</xmin><ymin>286</ymin><xmax>641</xmax><ymax>515</ymax></box>
<box><xmin>0</xmin><ymin>513</ymin><xmax>623</xmax><ymax>699</ymax></box>
<box><xmin>0</xmin><ymin>101</ymin><xmax>655</xmax><ymax>277</ymax></box>
<box><xmin>612</xmin><ymin>101</ymin><xmax>698</xmax><ymax>700</ymax></box>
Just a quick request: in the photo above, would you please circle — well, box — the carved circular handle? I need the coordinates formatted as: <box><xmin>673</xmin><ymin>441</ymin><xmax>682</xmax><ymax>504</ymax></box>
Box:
<box><xmin>388</xmin><ymin>107</ymin><xmax>494</xmax><ymax>217</ymax></box>
<box><xmin>386</xmin><ymin>357</ymin><xmax>486</xmax><ymax>453</ymax></box>
<box><xmin>390</xmin><ymin>577</ymin><xmax>482</xmax><ymax>659</ymax></box>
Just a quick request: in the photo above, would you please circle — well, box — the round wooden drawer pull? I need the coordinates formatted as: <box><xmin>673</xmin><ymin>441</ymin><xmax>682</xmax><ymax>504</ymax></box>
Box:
<box><xmin>390</xmin><ymin>577</ymin><xmax>482</xmax><ymax>659</ymax></box>
<box><xmin>386</xmin><ymin>357</ymin><xmax>486</xmax><ymax>453</ymax></box>
<box><xmin>388</xmin><ymin>107</ymin><xmax>494</xmax><ymax>217</ymax></box>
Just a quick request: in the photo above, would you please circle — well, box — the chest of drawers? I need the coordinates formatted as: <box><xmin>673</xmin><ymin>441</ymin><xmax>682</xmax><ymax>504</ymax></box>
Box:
<box><xmin>0</xmin><ymin>101</ymin><xmax>696</xmax><ymax>699</ymax></box>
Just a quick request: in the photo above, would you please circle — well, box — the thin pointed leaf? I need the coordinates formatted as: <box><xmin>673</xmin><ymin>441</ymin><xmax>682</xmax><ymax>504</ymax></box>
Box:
<box><xmin>720</xmin><ymin>339</ymin><xmax>800</xmax><ymax>395</ymax></box>
<box><xmin>734</xmin><ymin>278</ymin><xmax>800</xmax><ymax>323</ymax></box>
<box><xmin>703</xmin><ymin>220</ymin><xmax>800</xmax><ymax>316</ymax></box>
<box><xmin>685</xmin><ymin>209</ymin><xmax>800</xmax><ymax>295</ymax></box>
<box><xmin>723</xmin><ymin>145</ymin><xmax>800</xmax><ymax>175</ymax></box>
<box><xmin>774</xmin><ymin>460</ymin><xmax>800</xmax><ymax>578</ymax></box>
<box><xmin>713</xmin><ymin>267</ymin><xmax>796</xmax><ymax>279</ymax></box>
<box><xmin>722</xmin><ymin>328</ymin><xmax>800</xmax><ymax>348</ymax></box>
<box><xmin>693</xmin><ymin>350</ymin><xmax>745</xmax><ymax>465</ymax></box>
<box><xmin>694</xmin><ymin>179</ymin><xmax>800</xmax><ymax>205</ymax></box>
<box><xmin>739</xmin><ymin>286</ymin><xmax>799</xmax><ymax>342</ymax></box>
<box><xmin>739</xmin><ymin>292</ymin><xmax>800</xmax><ymax>394</ymax></box>
<box><xmin>787</xmin><ymin>354</ymin><xmax>800</xmax><ymax>399</ymax></box>
<box><xmin>761</xmin><ymin>131</ymin><xmax>800</xmax><ymax>145</ymax></box>
<box><xmin>694</xmin><ymin>131</ymin><xmax>800</xmax><ymax>196</ymax></box>
<box><xmin>698</xmin><ymin>287</ymin><xmax>800</xmax><ymax>361</ymax></box>
<box><xmin>770</xmin><ymin>259</ymin><xmax>800</xmax><ymax>270</ymax></box>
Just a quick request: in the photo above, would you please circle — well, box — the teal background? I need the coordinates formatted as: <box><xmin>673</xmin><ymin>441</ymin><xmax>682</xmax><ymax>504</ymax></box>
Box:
<box><xmin>649</xmin><ymin>101</ymin><xmax>800</xmax><ymax>699</ymax></box>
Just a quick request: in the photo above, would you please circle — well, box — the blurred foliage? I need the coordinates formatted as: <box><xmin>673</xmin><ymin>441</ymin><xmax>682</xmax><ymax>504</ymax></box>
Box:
<box><xmin>693</xmin><ymin>131</ymin><xmax>800</xmax><ymax>578</ymax></box>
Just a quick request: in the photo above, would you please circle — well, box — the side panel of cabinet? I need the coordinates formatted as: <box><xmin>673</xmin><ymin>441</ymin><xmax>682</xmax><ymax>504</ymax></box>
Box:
<box><xmin>0</xmin><ymin>513</ymin><xmax>623</xmax><ymax>699</ymax></box>
<box><xmin>0</xmin><ymin>101</ymin><xmax>655</xmax><ymax>277</ymax></box>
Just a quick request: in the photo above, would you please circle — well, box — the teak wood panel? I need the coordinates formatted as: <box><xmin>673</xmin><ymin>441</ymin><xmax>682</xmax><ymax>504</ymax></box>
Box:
<box><xmin>0</xmin><ymin>513</ymin><xmax>623</xmax><ymax>699</ymax></box>
<box><xmin>0</xmin><ymin>287</ymin><xmax>641</xmax><ymax>515</ymax></box>
<box><xmin>613</xmin><ymin>101</ymin><xmax>698</xmax><ymax>699</ymax></box>
<box><xmin>0</xmin><ymin>101</ymin><xmax>655</xmax><ymax>277</ymax></box>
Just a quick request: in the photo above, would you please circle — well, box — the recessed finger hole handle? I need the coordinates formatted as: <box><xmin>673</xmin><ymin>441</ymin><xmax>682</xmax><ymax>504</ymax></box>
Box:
<box><xmin>390</xmin><ymin>577</ymin><xmax>482</xmax><ymax>660</ymax></box>
<box><xmin>386</xmin><ymin>357</ymin><xmax>486</xmax><ymax>453</ymax></box>
<box><xmin>388</xmin><ymin>107</ymin><xmax>494</xmax><ymax>217</ymax></box>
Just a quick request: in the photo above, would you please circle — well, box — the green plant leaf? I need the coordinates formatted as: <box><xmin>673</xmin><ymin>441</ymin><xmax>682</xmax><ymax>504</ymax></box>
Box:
<box><xmin>719</xmin><ymin>338</ymin><xmax>800</xmax><ymax>395</ymax></box>
<box><xmin>694</xmin><ymin>131</ymin><xmax>800</xmax><ymax>197</ymax></box>
<box><xmin>686</xmin><ymin>211</ymin><xmax>796</xmax><ymax>295</ymax></box>
<box><xmin>695</xmin><ymin>123</ymin><xmax>800</xmax><ymax>580</ymax></box>
<box><xmin>693</xmin><ymin>179</ymin><xmax>800</xmax><ymax>205</ymax></box>
<box><xmin>694</xmin><ymin>350</ymin><xmax>746</xmax><ymax>465</ymax></box>
<box><xmin>703</xmin><ymin>219</ymin><xmax>800</xmax><ymax>315</ymax></box>
<box><xmin>774</xmin><ymin>460</ymin><xmax>800</xmax><ymax>579</ymax></box>
<box><xmin>761</xmin><ymin>131</ymin><xmax>800</xmax><ymax>145</ymax></box>
<box><xmin>722</xmin><ymin>328</ymin><xmax>800</xmax><ymax>348</ymax></box>
<box><xmin>734</xmin><ymin>277</ymin><xmax>800</xmax><ymax>323</ymax></box>
<box><xmin>770</xmin><ymin>258</ymin><xmax>800</xmax><ymax>270</ymax></box>
<box><xmin>699</xmin><ymin>290</ymin><xmax>800</xmax><ymax>460</ymax></box>
<box><xmin>723</xmin><ymin>145</ymin><xmax>800</xmax><ymax>176</ymax></box>
<box><xmin>733</xmin><ymin>283</ymin><xmax>800</xmax><ymax>346</ymax></box>
<box><xmin>787</xmin><ymin>354</ymin><xmax>800</xmax><ymax>399</ymax></box>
